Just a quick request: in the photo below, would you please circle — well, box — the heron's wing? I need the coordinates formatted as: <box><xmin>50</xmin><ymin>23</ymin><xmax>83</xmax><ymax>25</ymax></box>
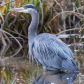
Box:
<box><xmin>31</xmin><ymin>40</ymin><xmax>63</xmax><ymax>69</ymax></box>
<box><xmin>55</xmin><ymin>38</ymin><xmax>74</xmax><ymax>57</ymax></box>
<box><xmin>31</xmin><ymin>34</ymin><xmax>74</xmax><ymax>70</ymax></box>
<box><xmin>32</xmin><ymin>34</ymin><xmax>73</xmax><ymax>59</ymax></box>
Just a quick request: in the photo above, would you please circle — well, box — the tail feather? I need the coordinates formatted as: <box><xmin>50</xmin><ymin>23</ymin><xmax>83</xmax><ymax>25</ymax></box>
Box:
<box><xmin>62</xmin><ymin>58</ymin><xmax>79</xmax><ymax>72</ymax></box>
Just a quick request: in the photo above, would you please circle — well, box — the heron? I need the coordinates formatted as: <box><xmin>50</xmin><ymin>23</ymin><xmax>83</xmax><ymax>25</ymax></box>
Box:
<box><xmin>9</xmin><ymin>4</ymin><xmax>79</xmax><ymax>72</ymax></box>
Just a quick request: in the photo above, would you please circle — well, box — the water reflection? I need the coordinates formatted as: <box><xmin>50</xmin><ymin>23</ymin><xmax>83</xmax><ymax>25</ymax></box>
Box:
<box><xmin>0</xmin><ymin>57</ymin><xmax>43</xmax><ymax>84</ymax></box>
<box><xmin>33</xmin><ymin>71</ymin><xmax>78</xmax><ymax>84</ymax></box>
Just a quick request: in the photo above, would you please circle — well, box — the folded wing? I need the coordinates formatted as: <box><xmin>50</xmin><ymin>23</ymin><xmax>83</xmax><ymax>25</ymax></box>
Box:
<box><xmin>31</xmin><ymin>33</ymin><xmax>78</xmax><ymax>71</ymax></box>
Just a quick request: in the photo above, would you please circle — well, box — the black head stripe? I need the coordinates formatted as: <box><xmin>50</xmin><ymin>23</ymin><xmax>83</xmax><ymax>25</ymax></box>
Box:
<box><xmin>23</xmin><ymin>4</ymin><xmax>39</xmax><ymax>12</ymax></box>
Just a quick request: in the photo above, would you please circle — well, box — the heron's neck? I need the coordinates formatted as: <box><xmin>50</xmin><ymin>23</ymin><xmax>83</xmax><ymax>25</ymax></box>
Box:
<box><xmin>28</xmin><ymin>12</ymin><xmax>39</xmax><ymax>47</ymax></box>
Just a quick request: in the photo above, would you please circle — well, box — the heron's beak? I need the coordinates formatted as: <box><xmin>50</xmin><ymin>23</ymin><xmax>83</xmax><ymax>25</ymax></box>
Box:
<box><xmin>9</xmin><ymin>7</ymin><xmax>25</xmax><ymax>12</ymax></box>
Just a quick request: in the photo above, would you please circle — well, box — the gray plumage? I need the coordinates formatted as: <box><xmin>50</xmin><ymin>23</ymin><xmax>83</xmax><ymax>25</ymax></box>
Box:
<box><xmin>10</xmin><ymin>4</ymin><xmax>79</xmax><ymax>72</ymax></box>
<box><xmin>31</xmin><ymin>33</ymin><xmax>78</xmax><ymax>71</ymax></box>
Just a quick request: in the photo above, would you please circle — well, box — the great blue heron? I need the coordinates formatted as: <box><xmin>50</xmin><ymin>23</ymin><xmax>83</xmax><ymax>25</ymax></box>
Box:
<box><xmin>10</xmin><ymin>4</ymin><xmax>79</xmax><ymax>72</ymax></box>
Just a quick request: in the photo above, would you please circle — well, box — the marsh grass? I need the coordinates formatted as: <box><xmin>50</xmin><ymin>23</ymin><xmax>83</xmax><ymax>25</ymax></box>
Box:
<box><xmin>0</xmin><ymin>0</ymin><xmax>84</xmax><ymax>83</ymax></box>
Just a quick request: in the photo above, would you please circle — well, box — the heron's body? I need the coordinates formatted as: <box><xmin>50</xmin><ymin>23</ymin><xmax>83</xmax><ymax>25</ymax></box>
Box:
<box><xmin>31</xmin><ymin>33</ymin><xmax>78</xmax><ymax>71</ymax></box>
<box><xmin>10</xmin><ymin>4</ymin><xmax>79</xmax><ymax>72</ymax></box>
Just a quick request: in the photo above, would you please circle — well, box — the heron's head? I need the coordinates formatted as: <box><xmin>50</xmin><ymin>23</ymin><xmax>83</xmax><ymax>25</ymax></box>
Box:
<box><xmin>9</xmin><ymin>4</ymin><xmax>39</xmax><ymax>14</ymax></box>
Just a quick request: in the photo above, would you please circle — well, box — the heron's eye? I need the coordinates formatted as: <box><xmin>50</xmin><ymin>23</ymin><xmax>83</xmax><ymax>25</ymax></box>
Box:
<box><xmin>24</xmin><ymin>7</ymin><xmax>27</xmax><ymax>9</ymax></box>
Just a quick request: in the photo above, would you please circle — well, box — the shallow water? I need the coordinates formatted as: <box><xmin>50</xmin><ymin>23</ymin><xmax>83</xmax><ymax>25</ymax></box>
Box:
<box><xmin>0</xmin><ymin>44</ymin><xmax>84</xmax><ymax>84</ymax></box>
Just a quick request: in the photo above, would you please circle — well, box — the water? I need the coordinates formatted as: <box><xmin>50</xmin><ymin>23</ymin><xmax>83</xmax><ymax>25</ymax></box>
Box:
<box><xmin>0</xmin><ymin>43</ymin><xmax>84</xmax><ymax>84</ymax></box>
<box><xmin>0</xmin><ymin>57</ymin><xmax>42</xmax><ymax>84</ymax></box>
